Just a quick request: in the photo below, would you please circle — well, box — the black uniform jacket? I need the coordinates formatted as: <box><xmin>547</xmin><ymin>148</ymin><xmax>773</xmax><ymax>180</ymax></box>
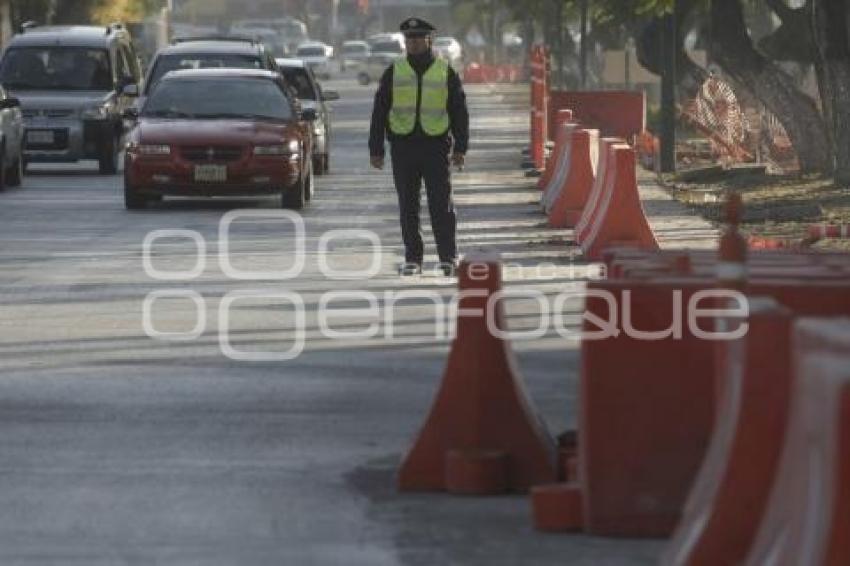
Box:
<box><xmin>368</xmin><ymin>52</ymin><xmax>470</xmax><ymax>158</ymax></box>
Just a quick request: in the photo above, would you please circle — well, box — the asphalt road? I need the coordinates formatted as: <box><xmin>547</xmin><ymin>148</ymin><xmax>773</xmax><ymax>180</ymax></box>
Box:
<box><xmin>0</xmin><ymin>78</ymin><xmax>663</xmax><ymax>565</ymax></box>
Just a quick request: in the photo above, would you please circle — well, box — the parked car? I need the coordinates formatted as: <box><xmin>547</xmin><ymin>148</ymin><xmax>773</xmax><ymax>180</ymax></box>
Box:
<box><xmin>276</xmin><ymin>57</ymin><xmax>338</xmax><ymax>175</ymax></box>
<box><xmin>142</xmin><ymin>37</ymin><xmax>279</xmax><ymax>100</ymax></box>
<box><xmin>0</xmin><ymin>85</ymin><xmax>24</xmax><ymax>188</ymax></box>
<box><xmin>123</xmin><ymin>68</ymin><xmax>316</xmax><ymax>210</ymax></box>
<box><xmin>232</xmin><ymin>18</ymin><xmax>308</xmax><ymax>56</ymax></box>
<box><xmin>434</xmin><ymin>36</ymin><xmax>462</xmax><ymax>66</ymax></box>
<box><xmin>0</xmin><ymin>23</ymin><xmax>143</xmax><ymax>174</ymax></box>
<box><xmin>295</xmin><ymin>41</ymin><xmax>333</xmax><ymax>79</ymax></box>
<box><xmin>357</xmin><ymin>38</ymin><xmax>405</xmax><ymax>86</ymax></box>
<box><xmin>339</xmin><ymin>40</ymin><xmax>369</xmax><ymax>72</ymax></box>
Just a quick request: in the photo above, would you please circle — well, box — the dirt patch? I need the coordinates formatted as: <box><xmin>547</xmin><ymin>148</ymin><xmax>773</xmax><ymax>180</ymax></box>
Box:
<box><xmin>661</xmin><ymin>171</ymin><xmax>850</xmax><ymax>251</ymax></box>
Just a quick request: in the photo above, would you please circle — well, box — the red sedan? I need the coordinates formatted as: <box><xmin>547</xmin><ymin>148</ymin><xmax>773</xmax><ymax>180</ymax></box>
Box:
<box><xmin>123</xmin><ymin>68</ymin><xmax>315</xmax><ymax>209</ymax></box>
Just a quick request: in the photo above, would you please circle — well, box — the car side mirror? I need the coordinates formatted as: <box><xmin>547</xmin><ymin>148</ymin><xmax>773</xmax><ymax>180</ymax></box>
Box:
<box><xmin>300</xmin><ymin>108</ymin><xmax>318</xmax><ymax>122</ymax></box>
<box><xmin>322</xmin><ymin>90</ymin><xmax>340</xmax><ymax>101</ymax></box>
<box><xmin>0</xmin><ymin>97</ymin><xmax>20</xmax><ymax>109</ymax></box>
<box><xmin>121</xmin><ymin>83</ymin><xmax>140</xmax><ymax>97</ymax></box>
<box><xmin>122</xmin><ymin>107</ymin><xmax>139</xmax><ymax>121</ymax></box>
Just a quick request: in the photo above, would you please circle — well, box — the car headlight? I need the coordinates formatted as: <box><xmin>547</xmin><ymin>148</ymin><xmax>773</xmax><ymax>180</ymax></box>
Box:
<box><xmin>137</xmin><ymin>144</ymin><xmax>171</xmax><ymax>155</ymax></box>
<box><xmin>254</xmin><ymin>140</ymin><xmax>299</xmax><ymax>156</ymax></box>
<box><xmin>81</xmin><ymin>104</ymin><xmax>111</xmax><ymax>120</ymax></box>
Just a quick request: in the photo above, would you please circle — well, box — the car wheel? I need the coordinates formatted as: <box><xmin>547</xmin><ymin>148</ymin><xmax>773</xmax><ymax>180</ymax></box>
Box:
<box><xmin>357</xmin><ymin>72</ymin><xmax>370</xmax><ymax>86</ymax></box>
<box><xmin>322</xmin><ymin>153</ymin><xmax>329</xmax><ymax>174</ymax></box>
<box><xmin>281</xmin><ymin>168</ymin><xmax>307</xmax><ymax>210</ymax></box>
<box><xmin>99</xmin><ymin>135</ymin><xmax>119</xmax><ymax>175</ymax></box>
<box><xmin>124</xmin><ymin>173</ymin><xmax>147</xmax><ymax>210</ymax></box>
<box><xmin>0</xmin><ymin>147</ymin><xmax>6</xmax><ymax>192</ymax></box>
<box><xmin>313</xmin><ymin>154</ymin><xmax>325</xmax><ymax>177</ymax></box>
<box><xmin>5</xmin><ymin>149</ymin><xmax>22</xmax><ymax>187</ymax></box>
<box><xmin>304</xmin><ymin>162</ymin><xmax>314</xmax><ymax>202</ymax></box>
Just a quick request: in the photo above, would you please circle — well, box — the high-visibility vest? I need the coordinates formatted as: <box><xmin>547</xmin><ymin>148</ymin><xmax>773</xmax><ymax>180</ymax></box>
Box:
<box><xmin>389</xmin><ymin>58</ymin><xmax>450</xmax><ymax>136</ymax></box>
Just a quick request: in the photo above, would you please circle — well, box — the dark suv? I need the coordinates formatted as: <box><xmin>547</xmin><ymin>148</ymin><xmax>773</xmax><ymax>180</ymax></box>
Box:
<box><xmin>0</xmin><ymin>23</ymin><xmax>142</xmax><ymax>174</ymax></box>
<box><xmin>142</xmin><ymin>38</ymin><xmax>279</xmax><ymax>98</ymax></box>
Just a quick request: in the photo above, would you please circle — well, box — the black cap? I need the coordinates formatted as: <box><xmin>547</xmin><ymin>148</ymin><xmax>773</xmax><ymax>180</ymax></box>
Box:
<box><xmin>400</xmin><ymin>17</ymin><xmax>436</xmax><ymax>37</ymax></box>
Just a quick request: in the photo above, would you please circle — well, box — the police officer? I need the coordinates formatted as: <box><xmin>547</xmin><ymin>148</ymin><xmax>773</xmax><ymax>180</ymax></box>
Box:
<box><xmin>369</xmin><ymin>17</ymin><xmax>469</xmax><ymax>276</ymax></box>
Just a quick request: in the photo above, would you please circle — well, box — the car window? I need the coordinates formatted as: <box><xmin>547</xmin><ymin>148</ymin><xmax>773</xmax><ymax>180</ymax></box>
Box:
<box><xmin>371</xmin><ymin>41</ymin><xmax>403</xmax><ymax>54</ymax></box>
<box><xmin>143</xmin><ymin>77</ymin><xmax>293</xmax><ymax>121</ymax></box>
<box><xmin>0</xmin><ymin>47</ymin><xmax>113</xmax><ymax>91</ymax></box>
<box><xmin>146</xmin><ymin>53</ymin><xmax>263</xmax><ymax>92</ymax></box>
<box><xmin>280</xmin><ymin>67</ymin><xmax>316</xmax><ymax>100</ymax></box>
<box><xmin>343</xmin><ymin>44</ymin><xmax>367</xmax><ymax>54</ymax></box>
<box><xmin>297</xmin><ymin>47</ymin><xmax>326</xmax><ymax>57</ymax></box>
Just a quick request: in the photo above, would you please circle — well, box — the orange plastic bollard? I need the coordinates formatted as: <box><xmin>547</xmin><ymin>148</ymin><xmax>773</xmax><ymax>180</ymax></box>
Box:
<box><xmin>575</xmin><ymin>137</ymin><xmax>624</xmax><ymax>245</ymax></box>
<box><xmin>540</xmin><ymin>122</ymin><xmax>580</xmax><ymax>212</ymax></box>
<box><xmin>397</xmin><ymin>253</ymin><xmax>557</xmax><ymax>493</ymax></box>
<box><xmin>531</xmin><ymin>483</ymin><xmax>584</xmax><ymax>532</ymax></box>
<box><xmin>445</xmin><ymin>450</ymin><xmax>509</xmax><ymax>495</ymax></box>
<box><xmin>744</xmin><ymin>318</ymin><xmax>850</xmax><ymax>566</ymax></box>
<box><xmin>661</xmin><ymin>298</ymin><xmax>795</xmax><ymax>566</ymax></box>
<box><xmin>537</xmin><ymin>109</ymin><xmax>575</xmax><ymax>190</ymax></box>
<box><xmin>548</xmin><ymin>129</ymin><xmax>599</xmax><ymax>229</ymax></box>
<box><xmin>580</xmin><ymin>146</ymin><xmax>659</xmax><ymax>260</ymax></box>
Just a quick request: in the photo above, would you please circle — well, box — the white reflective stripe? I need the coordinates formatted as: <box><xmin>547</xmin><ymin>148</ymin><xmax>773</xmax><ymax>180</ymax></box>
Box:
<box><xmin>716</xmin><ymin>262</ymin><xmax>748</xmax><ymax>281</ymax></box>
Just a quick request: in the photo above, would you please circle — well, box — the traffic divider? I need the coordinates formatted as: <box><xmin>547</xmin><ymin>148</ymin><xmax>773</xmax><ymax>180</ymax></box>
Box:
<box><xmin>540</xmin><ymin>123</ymin><xmax>580</xmax><ymax>213</ymax></box>
<box><xmin>744</xmin><ymin>318</ymin><xmax>850</xmax><ymax>565</ymax></box>
<box><xmin>536</xmin><ymin>109</ymin><xmax>575</xmax><ymax>191</ymax></box>
<box><xmin>547</xmin><ymin>129</ymin><xmax>599</xmax><ymax>229</ymax></box>
<box><xmin>579</xmin><ymin>145</ymin><xmax>659</xmax><ymax>260</ymax></box>
<box><xmin>397</xmin><ymin>253</ymin><xmax>558</xmax><ymax>494</ymax></box>
<box><xmin>574</xmin><ymin>137</ymin><xmax>623</xmax><ymax>245</ymax></box>
<box><xmin>661</xmin><ymin>298</ymin><xmax>795</xmax><ymax>565</ymax></box>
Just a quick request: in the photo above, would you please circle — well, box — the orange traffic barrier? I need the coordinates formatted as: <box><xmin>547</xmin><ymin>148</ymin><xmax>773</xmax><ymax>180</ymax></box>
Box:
<box><xmin>549</xmin><ymin>90</ymin><xmax>645</xmax><ymax>140</ymax></box>
<box><xmin>548</xmin><ymin>128</ymin><xmax>599</xmax><ymax>229</ymax></box>
<box><xmin>574</xmin><ymin>137</ymin><xmax>623</xmax><ymax>245</ymax></box>
<box><xmin>579</xmin><ymin>277</ymin><xmax>850</xmax><ymax>537</ymax></box>
<box><xmin>397</xmin><ymin>254</ymin><xmax>557</xmax><ymax>493</ymax></box>
<box><xmin>661</xmin><ymin>298</ymin><xmax>795</xmax><ymax>566</ymax></box>
<box><xmin>745</xmin><ymin>318</ymin><xmax>850</xmax><ymax>565</ymax></box>
<box><xmin>536</xmin><ymin>109</ymin><xmax>575</xmax><ymax>191</ymax></box>
<box><xmin>540</xmin><ymin>123</ymin><xmax>580</xmax><ymax>212</ymax></box>
<box><xmin>531</xmin><ymin>483</ymin><xmax>583</xmax><ymax>532</ymax></box>
<box><xmin>580</xmin><ymin>146</ymin><xmax>659</xmax><ymax>260</ymax></box>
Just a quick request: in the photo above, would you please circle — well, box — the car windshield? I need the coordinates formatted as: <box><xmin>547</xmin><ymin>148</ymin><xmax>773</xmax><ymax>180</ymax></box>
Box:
<box><xmin>146</xmin><ymin>53</ymin><xmax>263</xmax><ymax>92</ymax></box>
<box><xmin>371</xmin><ymin>41</ymin><xmax>402</xmax><ymax>54</ymax></box>
<box><xmin>280</xmin><ymin>68</ymin><xmax>316</xmax><ymax>100</ymax></box>
<box><xmin>0</xmin><ymin>47</ymin><xmax>112</xmax><ymax>91</ymax></box>
<box><xmin>343</xmin><ymin>44</ymin><xmax>367</xmax><ymax>54</ymax></box>
<box><xmin>435</xmin><ymin>39</ymin><xmax>453</xmax><ymax>46</ymax></box>
<box><xmin>297</xmin><ymin>47</ymin><xmax>325</xmax><ymax>57</ymax></box>
<box><xmin>143</xmin><ymin>78</ymin><xmax>292</xmax><ymax>121</ymax></box>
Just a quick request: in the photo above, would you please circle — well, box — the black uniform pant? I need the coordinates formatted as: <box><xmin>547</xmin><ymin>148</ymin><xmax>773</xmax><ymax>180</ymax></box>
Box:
<box><xmin>390</xmin><ymin>136</ymin><xmax>457</xmax><ymax>265</ymax></box>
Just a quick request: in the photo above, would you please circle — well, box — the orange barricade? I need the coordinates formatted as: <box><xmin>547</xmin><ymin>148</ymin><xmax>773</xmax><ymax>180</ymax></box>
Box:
<box><xmin>397</xmin><ymin>254</ymin><xmax>557</xmax><ymax>494</ymax></box>
<box><xmin>549</xmin><ymin>90</ymin><xmax>645</xmax><ymax>140</ymax></box>
<box><xmin>540</xmin><ymin>123</ymin><xmax>579</xmax><ymax>212</ymax></box>
<box><xmin>575</xmin><ymin>137</ymin><xmax>624</xmax><ymax>245</ymax></box>
<box><xmin>548</xmin><ymin>128</ymin><xmax>599</xmax><ymax>229</ymax></box>
<box><xmin>661</xmin><ymin>298</ymin><xmax>795</xmax><ymax>565</ymax></box>
<box><xmin>579</xmin><ymin>277</ymin><xmax>850</xmax><ymax>537</ymax></box>
<box><xmin>536</xmin><ymin>109</ymin><xmax>575</xmax><ymax>191</ymax></box>
<box><xmin>744</xmin><ymin>318</ymin><xmax>850</xmax><ymax>565</ymax></box>
<box><xmin>580</xmin><ymin>146</ymin><xmax>659</xmax><ymax>260</ymax></box>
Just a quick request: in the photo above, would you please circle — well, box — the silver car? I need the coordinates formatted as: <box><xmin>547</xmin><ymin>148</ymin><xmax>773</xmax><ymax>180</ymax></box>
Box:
<box><xmin>0</xmin><ymin>24</ymin><xmax>143</xmax><ymax>174</ymax></box>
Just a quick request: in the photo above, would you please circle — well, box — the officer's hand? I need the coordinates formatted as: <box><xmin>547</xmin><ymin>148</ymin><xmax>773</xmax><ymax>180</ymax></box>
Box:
<box><xmin>452</xmin><ymin>152</ymin><xmax>466</xmax><ymax>170</ymax></box>
<box><xmin>370</xmin><ymin>155</ymin><xmax>385</xmax><ymax>170</ymax></box>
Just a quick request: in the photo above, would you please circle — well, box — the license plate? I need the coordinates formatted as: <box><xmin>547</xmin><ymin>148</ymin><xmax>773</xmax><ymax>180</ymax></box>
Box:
<box><xmin>194</xmin><ymin>164</ymin><xmax>227</xmax><ymax>183</ymax></box>
<box><xmin>27</xmin><ymin>130</ymin><xmax>55</xmax><ymax>145</ymax></box>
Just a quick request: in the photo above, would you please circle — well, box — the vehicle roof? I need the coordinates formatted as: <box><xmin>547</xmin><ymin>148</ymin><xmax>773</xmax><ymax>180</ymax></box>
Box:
<box><xmin>435</xmin><ymin>37</ymin><xmax>458</xmax><ymax>43</ymax></box>
<box><xmin>342</xmin><ymin>40</ymin><xmax>368</xmax><ymax>46</ymax></box>
<box><xmin>275</xmin><ymin>58</ymin><xmax>306</xmax><ymax>69</ymax></box>
<box><xmin>8</xmin><ymin>25</ymin><xmax>127</xmax><ymax>48</ymax></box>
<box><xmin>297</xmin><ymin>41</ymin><xmax>328</xmax><ymax>48</ymax></box>
<box><xmin>160</xmin><ymin>68</ymin><xmax>280</xmax><ymax>81</ymax></box>
<box><xmin>159</xmin><ymin>40</ymin><xmax>263</xmax><ymax>55</ymax></box>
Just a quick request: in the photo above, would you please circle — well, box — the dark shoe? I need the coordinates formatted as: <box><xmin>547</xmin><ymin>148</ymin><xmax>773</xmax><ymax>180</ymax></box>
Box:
<box><xmin>438</xmin><ymin>260</ymin><xmax>459</xmax><ymax>277</ymax></box>
<box><xmin>398</xmin><ymin>262</ymin><xmax>422</xmax><ymax>276</ymax></box>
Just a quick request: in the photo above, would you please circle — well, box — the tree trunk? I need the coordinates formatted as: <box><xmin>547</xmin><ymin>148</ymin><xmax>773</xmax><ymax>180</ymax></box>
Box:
<box><xmin>636</xmin><ymin>15</ymin><xmax>708</xmax><ymax>101</ymax></box>
<box><xmin>813</xmin><ymin>0</ymin><xmax>850</xmax><ymax>184</ymax></box>
<box><xmin>711</xmin><ymin>0</ymin><xmax>831</xmax><ymax>174</ymax></box>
